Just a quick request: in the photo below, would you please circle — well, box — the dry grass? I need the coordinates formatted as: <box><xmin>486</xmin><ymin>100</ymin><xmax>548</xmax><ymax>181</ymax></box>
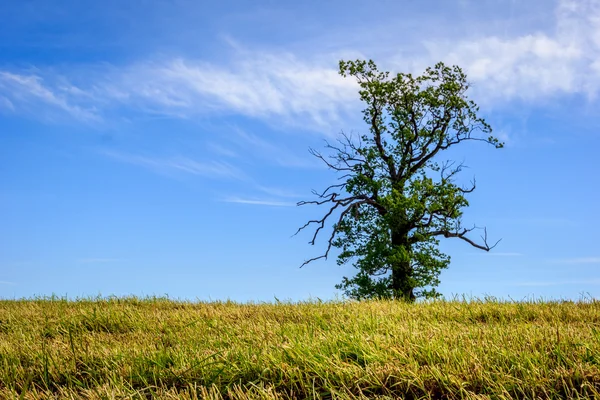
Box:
<box><xmin>0</xmin><ymin>296</ymin><xmax>599</xmax><ymax>399</ymax></box>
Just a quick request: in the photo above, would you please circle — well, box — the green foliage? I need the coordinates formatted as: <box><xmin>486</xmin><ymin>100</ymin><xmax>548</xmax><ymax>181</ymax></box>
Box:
<box><xmin>300</xmin><ymin>60</ymin><xmax>503</xmax><ymax>301</ymax></box>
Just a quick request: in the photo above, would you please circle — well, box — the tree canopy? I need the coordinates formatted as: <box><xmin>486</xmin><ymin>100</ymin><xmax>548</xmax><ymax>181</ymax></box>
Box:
<box><xmin>297</xmin><ymin>60</ymin><xmax>503</xmax><ymax>301</ymax></box>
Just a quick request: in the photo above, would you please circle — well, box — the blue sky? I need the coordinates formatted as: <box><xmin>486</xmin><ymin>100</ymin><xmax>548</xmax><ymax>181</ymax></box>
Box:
<box><xmin>1</xmin><ymin>0</ymin><xmax>599</xmax><ymax>301</ymax></box>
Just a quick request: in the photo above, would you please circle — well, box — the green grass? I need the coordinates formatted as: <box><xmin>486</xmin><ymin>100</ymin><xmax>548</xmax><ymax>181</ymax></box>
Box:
<box><xmin>0</xmin><ymin>296</ymin><xmax>599</xmax><ymax>399</ymax></box>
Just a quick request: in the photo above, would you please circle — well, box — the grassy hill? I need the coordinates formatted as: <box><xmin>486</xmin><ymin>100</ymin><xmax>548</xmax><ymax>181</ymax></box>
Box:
<box><xmin>0</xmin><ymin>297</ymin><xmax>599</xmax><ymax>399</ymax></box>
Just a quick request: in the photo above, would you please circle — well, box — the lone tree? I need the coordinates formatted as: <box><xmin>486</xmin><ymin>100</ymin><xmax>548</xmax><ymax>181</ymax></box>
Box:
<box><xmin>296</xmin><ymin>60</ymin><xmax>503</xmax><ymax>301</ymax></box>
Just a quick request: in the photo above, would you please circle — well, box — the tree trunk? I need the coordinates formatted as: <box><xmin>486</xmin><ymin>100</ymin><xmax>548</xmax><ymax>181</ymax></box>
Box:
<box><xmin>391</xmin><ymin>232</ymin><xmax>415</xmax><ymax>301</ymax></box>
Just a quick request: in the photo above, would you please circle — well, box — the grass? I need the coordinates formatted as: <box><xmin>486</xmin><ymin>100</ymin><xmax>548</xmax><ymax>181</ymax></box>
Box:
<box><xmin>0</xmin><ymin>296</ymin><xmax>599</xmax><ymax>399</ymax></box>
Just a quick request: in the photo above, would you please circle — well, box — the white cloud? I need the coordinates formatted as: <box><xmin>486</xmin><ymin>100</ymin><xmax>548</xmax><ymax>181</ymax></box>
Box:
<box><xmin>0</xmin><ymin>52</ymin><xmax>359</xmax><ymax>129</ymax></box>
<box><xmin>98</xmin><ymin>53</ymin><xmax>360</xmax><ymax>130</ymax></box>
<box><xmin>2</xmin><ymin>0</ymin><xmax>600</xmax><ymax>125</ymax></box>
<box><xmin>0</xmin><ymin>280</ymin><xmax>17</xmax><ymax>286</ymax></box>
<box><xmin>221</xmin><ymin>184</ymin><xmax>301</xmax><ymax>208</ymax></box>
<box><xmin>436</xmin><ymin>35</ymin><xmax>580</xmax><ymax>99</ymax></box>
<box><xmin>255</xmin><ymin>185</ymin><xmax>301</xmax><ymax>199</ymax></box>
<box><xmin>102</xmin><ymin>151</ymin><xmax>246</xmax><ymax>180</ymax></box>
<box><xmin>222</xmin><ymin>196</ymin><xmax>295</xmax><ymax>207</ymax></box>
<box><xmin>0</xmin><ymin>71</ymin><xmax>99</xmax><ymax>121</ymax></box>
<box><xmin>422</xmin><ymin>0</ymin><xmax>600</xmax><ymax>103</ymax></box>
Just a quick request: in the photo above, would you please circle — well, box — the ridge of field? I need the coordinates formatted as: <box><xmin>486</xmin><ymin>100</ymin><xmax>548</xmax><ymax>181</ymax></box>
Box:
<box><xmin>0</xmin><ymin>297</ymin><xmax>599</xmax><ymax>399</ymax></box>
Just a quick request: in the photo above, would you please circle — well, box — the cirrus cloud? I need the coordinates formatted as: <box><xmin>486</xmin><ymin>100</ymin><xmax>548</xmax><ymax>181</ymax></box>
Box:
<box><xmin>1</xmin><ymin>0</ymin><xmax>599</xmax><ymax>126</ymax></box>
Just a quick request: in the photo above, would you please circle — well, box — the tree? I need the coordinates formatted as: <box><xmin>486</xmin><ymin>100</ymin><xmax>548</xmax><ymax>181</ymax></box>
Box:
<box><xmin>296</xmin><ymin>60</ymin><xmax>503</xmax><ymax>301</ymax></box>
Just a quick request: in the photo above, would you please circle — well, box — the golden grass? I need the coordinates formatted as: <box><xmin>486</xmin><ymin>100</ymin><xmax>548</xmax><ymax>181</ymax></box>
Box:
<box><xmin>0</xmin><ymin>296</ymin><xmax>599</xmax><ymax>399</ymax></box>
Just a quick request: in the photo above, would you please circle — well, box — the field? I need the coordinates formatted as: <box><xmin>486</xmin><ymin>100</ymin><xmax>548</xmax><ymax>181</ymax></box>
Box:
<box><xmin>0</xmin><ymin>297</ymin><xmax>599</xmax><ymax>399</ymax></box>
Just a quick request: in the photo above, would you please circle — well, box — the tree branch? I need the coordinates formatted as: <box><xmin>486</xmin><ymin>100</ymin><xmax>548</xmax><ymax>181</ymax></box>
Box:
<box><xmin>295</xmin><ymin>198</ymin><xmax>373</xmax><ymax>267</ymax></box>
<box><xmin>370</xmin><ymin>101</ymin><xmax>397</xmax><ymax>180</ymax></box>
<box><xmin>427</xmin><ymin>226</ymin><xmax>501</xmax><ymax>251</ymax></box>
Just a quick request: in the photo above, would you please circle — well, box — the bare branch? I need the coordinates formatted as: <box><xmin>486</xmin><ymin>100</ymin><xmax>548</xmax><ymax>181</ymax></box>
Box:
<box><xmin>312</xmin><ymin>183</ymin><xmax>347</xmax><ymax>198</ymax></box>
<box><xmin>297</xmin><ymin>199</ymin><xmax>371</xmax><ymax>268</ymax></box>
<box><xmin>426</xmin><ymin>225</ymin><xmax>501</xmax><ymax>251</ymax></box>
<box><xmin>459</xmin><ymin>177</ymin><xmax>476</xmax><ymax>194</ymax></box>
<box><xmin>408</xmin><ymin>115</ymin><xmax>450</xmax><ymax>174</ymax></box>
<box><xmin>309</xmin><ymin>148</ymin><xmax>352</xmax><ymax>172</ymax></box>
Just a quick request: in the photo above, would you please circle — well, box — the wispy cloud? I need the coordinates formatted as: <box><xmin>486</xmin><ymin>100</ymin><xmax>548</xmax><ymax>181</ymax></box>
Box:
<box><xmin>94</xmin><ymin>51</ymin><xmax>360</xmax><ymax>131</ymax></box>
<box><xmin>102</xmin><ymin>151</ymin><xmax>246</xmax><ymax>180</ymax></box>
<box><xmin>0</xmin><ymin>71</ymin><xmax>99</xmax><ymax>121</ymax></box>
<box><xmin>0</xmin><ymin>50</ymin><xmax>359</xmax><ymax>129</ymax></box>
<box><xmin>3</xmin><ymin>0</ymin><xmax>600</xmax><ymax>125</ymax></box>
<box><xmin>206</xmin><ymin>142</ymin><xmax>238</xmax><ymax>158</ymax></box>
<box><xmin>0</xmin><ymin>95</ymin><xmax>15</xmax><ymax>111</ymax></box>
<box><xmin>165</xmin><ymin>55</ymin><xmax>354</xmax><ymax>123</ymax></box>
<box><xmin>222</xmin><ymin>196</ymin><xmax>295</xmax><ymax>207</ymax></box>
<box><xmin>0</xmin><ymin>280</ymin><xmax>17</xmax><ymax>286</ymax></box>
<box><xmin>221</xmin><ymin>181</ymin><xmax>302</xmax><ymax>207</ymax></box>
<box><xmin>255</xmin><ymin>185</ymin><xmax>302</xmax><ymax>199</ymax></box>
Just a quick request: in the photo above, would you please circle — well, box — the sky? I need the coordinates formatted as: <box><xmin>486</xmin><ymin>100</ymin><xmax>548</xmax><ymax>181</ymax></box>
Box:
<box><xmin>1</xmin><ymin>0</ymin><xmax>599</xmax><ymax>302</ymax></box>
